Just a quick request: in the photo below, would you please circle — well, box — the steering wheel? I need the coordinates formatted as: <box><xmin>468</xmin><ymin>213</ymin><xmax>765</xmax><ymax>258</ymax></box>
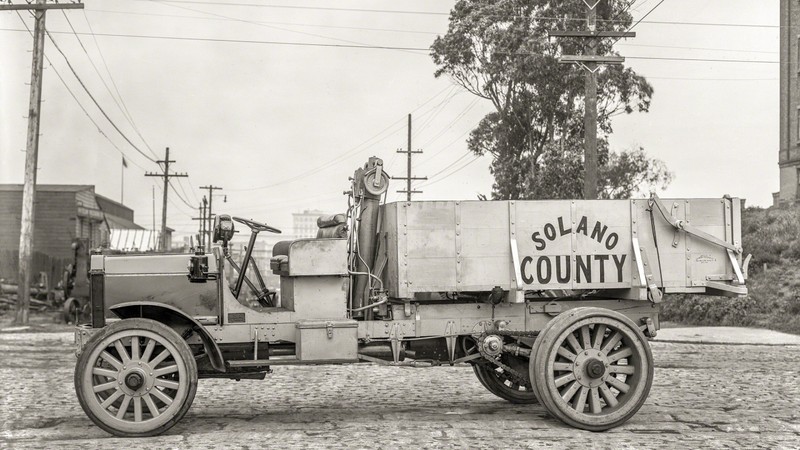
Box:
<box><xmin>232</xmin><ymin>217</ymin><xmax>282</xmax><ymax>234</ymax></box>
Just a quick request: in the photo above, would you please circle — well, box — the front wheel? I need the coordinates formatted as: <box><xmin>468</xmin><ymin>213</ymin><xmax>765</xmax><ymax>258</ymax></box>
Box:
<box><xmin>74</xmin><ymin>318</ymin><xmax>198</xmax><ymax>437</ymax></box>
<box><xmin>530</xmin><ymin>307</ymin><xmax>654</xmax><ymax>431</ymax></box>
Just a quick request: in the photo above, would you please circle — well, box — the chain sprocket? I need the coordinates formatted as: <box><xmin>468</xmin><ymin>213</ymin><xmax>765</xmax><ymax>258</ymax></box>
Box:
<box><xmin>476</xmin><ymin>331</ymin><xmax>535</xmax><ymax>388</ymax></box>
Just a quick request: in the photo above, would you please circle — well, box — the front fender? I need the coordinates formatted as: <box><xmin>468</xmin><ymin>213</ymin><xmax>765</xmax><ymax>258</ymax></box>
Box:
<box><xmin>110</xmin><ymin>301</ymin><xmax>225</xmax><ymax>372</ymax></box>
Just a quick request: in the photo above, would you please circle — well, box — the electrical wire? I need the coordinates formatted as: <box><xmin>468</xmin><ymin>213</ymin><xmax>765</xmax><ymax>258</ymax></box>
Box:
<box><xmin>151</xmin><ymin>0</ymin><xmax>425</xmax><ymax>57</ymax></box>
<box><xmin>61</xmin><ymin>10</ymin><xmax>159</xmax><ymax>160</ymax></box>
<box><xmin>40</xmin><ymin>28</ymin><xmax>157</xmax><ymax>163</ymax></box>
<box><xmin>14</xmin><ymin>12</ymin><xmax>149</xmax><ymax>171</ymax></box>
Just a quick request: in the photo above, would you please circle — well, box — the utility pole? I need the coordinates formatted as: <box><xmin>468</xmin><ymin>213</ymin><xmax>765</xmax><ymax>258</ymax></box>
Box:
<box><xmin>391</xmin><ymin>114</ymin><xmax>427</xmax><ymax>201</ymax></box>
<box><xmin>3</xmin><ymin>0</ymin><xmax>84</xmax><ymax>325</ymax></box>
<box><xmin>192</xmin><ymin>196</ymin><xmax>208</xmax><ymax>249</ymax></box>
<box><xmin>151</xmin><ymin>185</ymin><xmax>156</xmax><ymax>250</ymax></box>
<box><xmin>145</xmin><ymin>147</ymin><xmax>188</xmax><ymax>251</ymax></box>
<box><xmin>200</xmin><ymin>185</ymin><xmax>222</xmax><ymax>245</ymax></box>
<box><xmin>548</xmin><ymin>1</ymin><xmax>634</xmax><ymax>199</ymax></box>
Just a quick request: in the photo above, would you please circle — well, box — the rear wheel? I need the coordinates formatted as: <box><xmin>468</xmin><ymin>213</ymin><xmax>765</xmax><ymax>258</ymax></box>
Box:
<box><xmin>465</xmin><ymin>335</ymin><xmax>537</xmax><ymax>404</ymax></box>
<box><xmin>75</xmin><ymin>318</ymin><xmax>198</xmax><ymax>437</ymax></box>
<box><xmin>473</xmin><ymin>356</ymin><xmax>538</xmax><ymax>404</ymax></box>
<box><xmin>530</xmin><ymin>307</ymin><xmax>653</xmax><ymax>431</ymax></box>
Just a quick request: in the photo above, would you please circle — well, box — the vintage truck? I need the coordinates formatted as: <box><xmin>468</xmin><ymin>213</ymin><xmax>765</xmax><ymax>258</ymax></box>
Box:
<box><xmin>73</xmin><ymin>157</ymin><xmax>749</xmax><ymax>436</ymax></box>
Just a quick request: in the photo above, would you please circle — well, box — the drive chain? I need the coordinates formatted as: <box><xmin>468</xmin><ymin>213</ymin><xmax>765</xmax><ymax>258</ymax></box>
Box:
<box><xmin>477</xmin><ymin>331</ymin><xmax>536</xmax><ymax>388</ymax></box>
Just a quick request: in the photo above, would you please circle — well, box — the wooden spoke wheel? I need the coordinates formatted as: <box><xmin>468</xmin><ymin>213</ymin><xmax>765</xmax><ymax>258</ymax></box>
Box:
<box><xmin>63</xmin><ymin>297</ymin><xmax>89</xmax><ymax>325</ymax></box>
<box><xmin>473</xmin><ymin>356</ymin><xmax>538</xmax><ymax>404</ymax></box>
<box><xmin>462</xmin><ymin>335</ymin><xmax>538</xmax><ymax>404</ymax></box>
<box><xmin>75</xmin><ymin>318</ymin><xmax>198</xmax><ymax>437</ymax></box>
<box><xmin>531</xmin><ymin>307</ymin><xmax>653</xmax><ymax>431</ymax></box>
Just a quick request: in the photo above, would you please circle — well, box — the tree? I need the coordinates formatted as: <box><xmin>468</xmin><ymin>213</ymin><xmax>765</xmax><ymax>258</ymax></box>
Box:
<box><xmin>431</xmin><ymin>0</ymin><xmax>672</xmax><ymax>200</ymax></box>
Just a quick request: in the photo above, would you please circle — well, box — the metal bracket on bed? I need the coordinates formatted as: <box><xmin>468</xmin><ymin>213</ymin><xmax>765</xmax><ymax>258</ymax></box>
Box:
<box><xmin>632</xmin><ymin>237</ymin><xmax>662</xmax><ymax>304</ymax></box>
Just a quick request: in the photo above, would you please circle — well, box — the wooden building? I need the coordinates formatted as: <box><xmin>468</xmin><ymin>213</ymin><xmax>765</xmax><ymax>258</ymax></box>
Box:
<box><xmin>0</xmin><ymin>184</ymin><xmax>162</xmax><ymax>282</ymax></box>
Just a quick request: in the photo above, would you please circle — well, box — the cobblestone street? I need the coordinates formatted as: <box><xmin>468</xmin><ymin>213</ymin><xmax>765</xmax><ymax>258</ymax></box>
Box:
<box><xmin>1</xmin><ymin>332</ymin><xmax>799</xmax><ymax>449</ymax></box>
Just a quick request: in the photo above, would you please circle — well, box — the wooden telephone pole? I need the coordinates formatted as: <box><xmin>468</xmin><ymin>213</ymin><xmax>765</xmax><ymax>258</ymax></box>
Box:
<box><xmin>549</xmin><ymin>1</ymin><xmax>634</xmax><ymax>199</ymax></box>
<box><xmin>200</xmin><ymin>185</ymin><xmax>222</xmax><ymax>245</ymax></box>
<box><xmin>145</xmin><ymin>148</ymin><xmax>187</xmax><ymax>251</ymax></box>
<box><xmin>392</xmin><ymin>114</ymin><xmax>427</xmax><ymax>201</ymax></box>
<box><xmin>192</xmin><ymin>196</ymin><xmax>208</xmax><ymax>249</ymax></box>
<box><xmin>2</xmin><ymin>0</ymin><xmax>84</xmax><ymax>324</ymax></box>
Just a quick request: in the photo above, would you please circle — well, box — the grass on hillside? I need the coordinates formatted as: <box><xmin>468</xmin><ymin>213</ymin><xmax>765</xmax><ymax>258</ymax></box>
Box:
<box><xmin>660</xmin><ymin>206</ymin><xmax>800</xmax><ymax>335</ymax></box>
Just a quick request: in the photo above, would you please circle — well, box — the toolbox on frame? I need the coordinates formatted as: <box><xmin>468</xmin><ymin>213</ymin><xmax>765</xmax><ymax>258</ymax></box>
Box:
<box><xmin>295</xmin><ymin>319</ymin><xmax>359</xmax><ymax>361</ymax></box>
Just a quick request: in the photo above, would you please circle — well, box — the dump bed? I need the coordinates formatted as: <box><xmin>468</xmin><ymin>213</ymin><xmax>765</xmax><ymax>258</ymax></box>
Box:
<box><xmin>381</xmin><ymin>197</ymin><xmax>747</xmax><ymax>301</ymax></box>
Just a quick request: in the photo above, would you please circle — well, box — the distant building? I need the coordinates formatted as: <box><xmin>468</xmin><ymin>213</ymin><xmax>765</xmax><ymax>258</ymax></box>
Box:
<box><xmin>0</xmin><ymin>184</ymin><xmax>168</xmax><ymax>280</ymax></box>
<box><xmin>777</xmin><ymin>0</ymin><xmax>800</xmax><ymax>205</ymax></box>
<box><xmin>292</xmin><ymin>209</ymin><xmax>328</xmax><ymax>238</ymax></box>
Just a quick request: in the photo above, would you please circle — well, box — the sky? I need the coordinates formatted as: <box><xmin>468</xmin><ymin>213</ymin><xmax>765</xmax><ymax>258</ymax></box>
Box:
<box><xmin>0</xmin><ymin>0</ymin><xmax>780</xmax><ymax>240</ymax></box>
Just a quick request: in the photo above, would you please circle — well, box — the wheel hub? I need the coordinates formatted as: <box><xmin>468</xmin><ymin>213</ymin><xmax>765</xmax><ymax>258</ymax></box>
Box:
<box><xmin>572</xmin><ymin>348</ymin><xmax>609</xmax><ymax>388</ymax></box>
<box><xmin>585</xmin><ymin>358</ymin><xmax>605</xmax><ymax>379</ymax></box>
<box><xmin>125</xmin><ymin>372</ymin><xmax>144</xmax><ymax>390</ymax></box>
<box><xmin>481</xmin><ymin>335</ymin><xmax>504</xmax><ymax>357</ymax></box>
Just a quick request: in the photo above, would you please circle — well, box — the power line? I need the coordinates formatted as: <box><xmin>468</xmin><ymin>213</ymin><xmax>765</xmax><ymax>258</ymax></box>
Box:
<box><xmin>153</xmin><ymin>0</ymin><xmax>421</xmax><ymax>55</ymax></box>
<box><xmin>226</xmin><ymin>85</ymin><xmax>456</xmax><ymax>192</ymax></box>
<box><xmin>14</xmin><ymin>12</ymin><xmax>148</xmax><ymax>171</ymax></box>
<box><xmin>2</xmin><ymin>28</ymin><xmax>782</xmax><ymax>58</ymax></box>
<box><xmin>27</xmin><ymin>28</ymin><xmax>431</xmax><ymax>52</ymax></box>
<box><xmin>60</xmin><ymin>10</ymin><xmax>159</xmax><ymax>160</ymax></box>
<box><xmin>40</xmin><ymin>27</ymin><xmax>158</xmax><ymax>163</ymax></box>
<box><xmin>418</xmin><ymin>155</ymin><xmax>482</xmax><ymax>189</ymax></box>
<box><xmin>89</xmin><ymin>8</ymin><xmax>440</xmax><ymax>36</ymax></box>
<box><xmin>626</xmin><ymin>55</ymin><xmax>778</xmax><ymax>64</ymax></box>
<box><xmin>131</xmin><ymin>0</ymin><xmax>451</xmax><ymax>16</ymax></box>
<box><xmin>115</xmin><ymin>1</ymin><xmax>784</xmax><ymax>29</ymax></box>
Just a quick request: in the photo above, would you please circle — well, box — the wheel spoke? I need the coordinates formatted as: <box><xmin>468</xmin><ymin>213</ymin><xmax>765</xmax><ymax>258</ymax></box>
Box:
<box><xmin>153</xmin><ymin>365</ymin><xmax>178</xmax><ymax>377</ymax></box>
<box><xmin>100</xmin><ymin>389</ymin><xmax>124</xmax><ymax>409</ymax></box>
<box><xmin>150</xmin><ymin>387</ymin><xmax>174</xmax><ymax>406</ymax></box>
<box><xmin>92</xmin><ymin>367</ymin><xmax>118</xmax><ymax>379</ymax></box>
<box><xmin>608</xmin><ymin>364</ymin><xmax>635</xmax><ymax>375</ymax></box>
<box><xmin>93</xmin><ymin>380</ymin><xmax>118</xmax><ymax>393</ymax></box>
<box><xmin>607</xmin><ymin>347</ymin><xmax>633</xmax><ymax>363</ymax></box>
<box><xmin>554</xmin><ymin>372</ymin><xmax>576</xmax><ymax>388</ymax></box>
<box><xmin>592</xmin><ymin>324</ymin><xmax>607</xmax><ymax>350</ymax></box>
<box><xmin>556</xmin><ymin>346</ymin><xmax>577</xmax><ymax>362</ymax></box>
<box><xmin>141</xmin><ymin>338</ymin><xmax>156</xmax><ymax>364</ymax></box>
<box><xmin>133</xmin><ymin>396</ymin><xmax>142</xmax><ymax>422</ymax></box>
<box><xmin>116</xmin><ymin>395</ymin><xmax>132</xmax><ymax>419</ymax></box>
<box><xmin>553</xmin><ymin>362</ymin><xmax>573</xmax><ymax>372</ymax></box>
<box><xmin>598</xmin><ymin>383</ymin><xmax>619</xmax><ymax>407</ymax></box>
<box><xmin>154</xmin><ymin>378</ymin><xmax>180</xmax><ymax>390</ymax></box>
<box><xmin>114</xmin><ymin>341</ymin><xmax>131</xmax><ymax>364</ymax></box>
<box><xmin>149</xmin><ymin>349</ymin><xmax>170</xmax><ymax>368</ymax></box>
<box><xmin>143</xmin><ymin>393</ymin><xmax>161</xmax><ymax>418</ymax></box>
<box><xmin>606</xmin><ymin>376</ymin><xmax>631</xmax><ymax>393</ymax></box>
<box><xmin>561</xmin><ymin>381</ymin><xmax>581</xmax><ymax>403</ymax></box>
<box><xmin>99</xmin><ymin>351</ymin><xmax>123</xmax><ymax>371</ymax></box>
<box><xmin>600</xmin><ymin>331</ymin><xmax>623</xmax><ymax>355</ymax></box>
<box><xmin>580</xmin><ymin>326</ymin><xmax>592</xmax><ymax>350</ymax></box>
<box><xmin>589</xmin><ymin>387</ymin><xmax>602</xmax><ymax>414</ymax></box>
<box><xmin>573</xmin><ymin>386</ymin><xmax>589</xmax><ymax>412</ymax></box>
<box><xmin>566</xmin><ymin>333</ymin><xmax>583</xmax><ymax>353</ymax></box>
<box><xmin>130</xmin><ymin>336</ymin><xmax>140</xmax><ymax>361</ymax></box>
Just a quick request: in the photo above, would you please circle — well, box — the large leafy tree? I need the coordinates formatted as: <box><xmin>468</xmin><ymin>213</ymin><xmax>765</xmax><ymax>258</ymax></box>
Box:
<box><xmin>431</xmin><ymin>0</ymin><xmax>672</xmax><ymax>199</ymax></box>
